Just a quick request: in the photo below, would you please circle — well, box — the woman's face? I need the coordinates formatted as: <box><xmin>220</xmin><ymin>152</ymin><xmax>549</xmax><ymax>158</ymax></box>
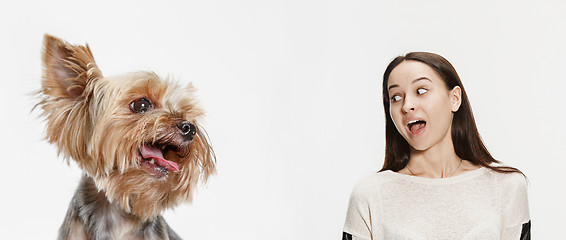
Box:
<box><xmin>387</xmin><ymin>60</ymin><xmax>461</xmax><ymax>151</ymax></box>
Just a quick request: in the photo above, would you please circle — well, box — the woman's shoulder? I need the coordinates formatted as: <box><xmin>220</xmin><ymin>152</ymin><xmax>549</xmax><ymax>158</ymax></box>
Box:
<box><xmin>482</xmin><ymin>167</ymin><xmax>528</xmax><ymax>197</ymax></box>
<box><xmin>350</xmin><ymin>171</ymin><xmax>396</xmax><ymax>196</ymax></box>
<box><xmin>484</xmin><ymin>166</ymin><xmax>530</xmax><ymax>226</ymax></box>
<box><xmin>484</xmin><ymin>167</ymin><xmax>527</xmax><ymax>184</ymax></box>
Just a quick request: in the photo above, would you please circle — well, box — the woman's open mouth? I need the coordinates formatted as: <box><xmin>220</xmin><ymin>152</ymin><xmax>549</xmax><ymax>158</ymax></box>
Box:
<box><xmin>407</xmin><ymin>119</ymin><xmax>426</xmax><ymax>135</ymax></box>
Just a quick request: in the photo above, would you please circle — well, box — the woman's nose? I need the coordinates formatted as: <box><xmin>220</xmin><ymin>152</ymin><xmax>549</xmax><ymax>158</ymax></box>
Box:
<box><xmin>402</xmin><ymin>96</ymin><xmax>416</xmax><ymax>113</ymax></box>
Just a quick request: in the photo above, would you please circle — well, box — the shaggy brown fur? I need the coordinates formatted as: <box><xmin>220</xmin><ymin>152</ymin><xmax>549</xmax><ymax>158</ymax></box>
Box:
<box><xmin>36</xmin><ymin>34</ymin><xmax>215</xmax><ymax>240</ymax></box>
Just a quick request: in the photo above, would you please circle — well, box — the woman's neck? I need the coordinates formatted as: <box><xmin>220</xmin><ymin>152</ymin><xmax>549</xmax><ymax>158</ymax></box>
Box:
<box><xmin>407</xmin><ymin>150</ymin><xmax>461</xmax><ymax>178</ymax></box>
<box><xmin>404</xmin><ymin>134</ymin><xmax>461</xmax><ymax>178</ymax></box>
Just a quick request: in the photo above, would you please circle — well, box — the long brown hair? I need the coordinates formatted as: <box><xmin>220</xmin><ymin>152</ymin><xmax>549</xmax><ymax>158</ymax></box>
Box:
<box><xmin>380</xmin><ymin>52</ymin><xmax>522</xmax><ymax>174</ymax></box>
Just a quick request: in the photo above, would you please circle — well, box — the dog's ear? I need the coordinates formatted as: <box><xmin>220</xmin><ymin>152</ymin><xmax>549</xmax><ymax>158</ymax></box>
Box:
<box><xmin>42</xmin><ymin>34</ymin><xmax>102</xmax><ymax>100</ymax></box>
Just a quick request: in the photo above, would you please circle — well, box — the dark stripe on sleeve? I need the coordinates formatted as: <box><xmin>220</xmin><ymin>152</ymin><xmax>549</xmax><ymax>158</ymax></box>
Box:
<box><xmin>520</xmin><ymin>220</ymin><xmax>531</xmax><ymax>240</ymax></box>
<box><xmin>342</xmin><ymin>232</ymin><xmax>353</xmax><ymax>240</ymax></box>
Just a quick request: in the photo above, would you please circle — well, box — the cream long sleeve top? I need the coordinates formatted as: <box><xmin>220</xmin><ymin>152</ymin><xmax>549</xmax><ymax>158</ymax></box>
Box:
<box><xmin>343</xmin><ymin>167</ymin><xmax>530</xmax><ymax>240</ymax></box>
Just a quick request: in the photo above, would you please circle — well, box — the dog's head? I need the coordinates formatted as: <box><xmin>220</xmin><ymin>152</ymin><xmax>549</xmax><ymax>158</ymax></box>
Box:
<box><xmin>36</xmin><ymin>34</ymin><xmax>215</xmax><ymax>220</ymax></box>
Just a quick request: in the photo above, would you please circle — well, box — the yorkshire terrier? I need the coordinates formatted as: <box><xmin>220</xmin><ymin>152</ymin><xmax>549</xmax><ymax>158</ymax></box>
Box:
<box><xmin>35</xmin><ymin>34</ymin><xmax>216</xmax><ymax>240</ymax></box>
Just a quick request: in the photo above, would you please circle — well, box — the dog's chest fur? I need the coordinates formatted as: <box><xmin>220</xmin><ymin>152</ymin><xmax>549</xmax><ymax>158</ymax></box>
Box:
<box><xmin>59</xmin><ymin>176</ymin><xmax>181</xmax><ymax>240</ymax></box>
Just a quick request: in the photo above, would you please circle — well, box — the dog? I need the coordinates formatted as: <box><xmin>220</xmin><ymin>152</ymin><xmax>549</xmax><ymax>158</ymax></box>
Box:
<box><xmin>35</xmin><ymin>34</ymin><xmax>216</xmax><ymax>240</ymax></box>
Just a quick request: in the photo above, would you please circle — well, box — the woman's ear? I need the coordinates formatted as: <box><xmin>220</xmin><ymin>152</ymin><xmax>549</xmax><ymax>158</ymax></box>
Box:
<box><xmin>450</xmin><ymin>86</ymin><xmax>462</xmax><ymax>112</ymax></box>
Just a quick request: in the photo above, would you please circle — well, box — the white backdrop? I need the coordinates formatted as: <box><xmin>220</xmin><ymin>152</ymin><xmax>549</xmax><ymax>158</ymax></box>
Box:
<box><xmin>1</xmin><ymin>0</ymin><xmax>564</xmax><ymax>239</ymax></box>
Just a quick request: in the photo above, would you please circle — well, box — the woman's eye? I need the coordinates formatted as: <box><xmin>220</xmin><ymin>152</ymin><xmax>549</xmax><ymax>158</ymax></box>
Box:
<box><xmin>417</xmin><ymin>88</ymin><xmax>428</xmax><ymax>95</ymax></box>
<box><xmin>391</xmin><ymin>95</ymin><xmax>402</xmax><ymax>102</ymax></box>
<box><xmin>130</xmin><ymin>98</ymin><xmax>153</xmax><ymax>113</ymax></box>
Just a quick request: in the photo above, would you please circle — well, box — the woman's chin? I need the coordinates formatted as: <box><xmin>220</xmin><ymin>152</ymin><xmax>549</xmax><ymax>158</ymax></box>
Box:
<box><xmin>408</xmin><ymin>141</ymin><xmax>431</xmax><ymax>152</ymax></box>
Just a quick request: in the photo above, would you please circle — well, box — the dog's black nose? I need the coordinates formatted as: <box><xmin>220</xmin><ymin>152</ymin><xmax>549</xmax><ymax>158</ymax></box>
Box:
<box><xmin>177</xmin><ymin>121</ymin><xmax>196</xmax><ymax>141</ymax></box>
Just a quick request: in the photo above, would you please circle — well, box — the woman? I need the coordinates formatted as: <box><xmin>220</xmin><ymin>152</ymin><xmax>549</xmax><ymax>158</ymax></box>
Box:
<box><xmin>342</xmin><ymin>52</ymin><xmax>530</xmax><ymax>240</ymax></box>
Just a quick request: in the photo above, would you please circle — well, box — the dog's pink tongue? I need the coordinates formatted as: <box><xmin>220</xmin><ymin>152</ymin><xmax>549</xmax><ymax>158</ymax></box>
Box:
<box><xmin>141</xmin><ymin>145</ymin><xmax>180</xmax><ymax>172</ymax></box>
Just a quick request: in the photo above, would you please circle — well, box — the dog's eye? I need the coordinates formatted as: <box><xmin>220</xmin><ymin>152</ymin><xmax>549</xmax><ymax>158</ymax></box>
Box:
<box><xmin>130</xmin><ymin>98</ymin><xmax>153</xmax><ymax>113</ymax></box>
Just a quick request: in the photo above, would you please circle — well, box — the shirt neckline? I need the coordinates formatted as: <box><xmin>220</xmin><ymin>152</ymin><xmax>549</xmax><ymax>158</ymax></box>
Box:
<box><xmin>383</xmin><ymin>167</ymin><xmax>487</xmax><ymax>185</ymax></box>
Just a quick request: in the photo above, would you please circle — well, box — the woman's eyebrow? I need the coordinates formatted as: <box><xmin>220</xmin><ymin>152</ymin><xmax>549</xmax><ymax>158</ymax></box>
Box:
<box><xmin>388</xmin><ymin>84</ymin><xmax>399</xmax><ymax>90</ymax></box>
<box><xmin>388</xmin><ymin>77</ymin><xmax>432</xmax><ymax>90</ymax></box>
<box><xmin>413</xmin><ymin>77</ymin><xmax>432</xmax><ymax>84</ymax></box>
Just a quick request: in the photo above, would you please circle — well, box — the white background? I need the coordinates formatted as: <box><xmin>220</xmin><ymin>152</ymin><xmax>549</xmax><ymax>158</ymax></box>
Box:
<box><xmin>1</xmin><ymin>0</ymin><xmax>564</xmax><ymax>239</ymax></box>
